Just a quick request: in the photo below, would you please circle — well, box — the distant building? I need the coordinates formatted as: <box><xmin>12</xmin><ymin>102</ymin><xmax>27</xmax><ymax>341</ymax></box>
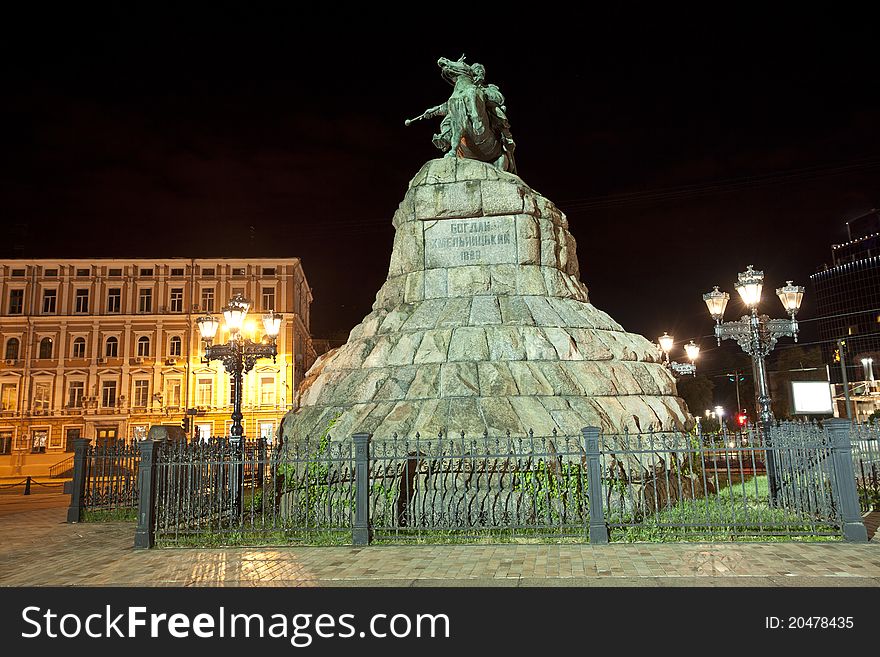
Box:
<box><xmin>810</xmin><ymin>209</ymin><xmax>880</xmax><ymax>421</ymax></box>
<box><xmin>0</xmin><ymin>258</ymin><xmax>316</xmax><ymax>475</ymax></box>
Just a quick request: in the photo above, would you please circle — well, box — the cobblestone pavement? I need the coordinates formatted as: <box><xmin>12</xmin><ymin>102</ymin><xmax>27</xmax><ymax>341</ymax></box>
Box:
<box><xmin>1</xmin><ymin>506</ymin><xmax>879</xmax><ymax>587</ymax></box>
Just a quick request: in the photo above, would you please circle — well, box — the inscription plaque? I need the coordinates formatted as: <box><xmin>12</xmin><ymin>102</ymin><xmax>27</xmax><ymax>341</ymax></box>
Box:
<box><xmin>424</xmin><ymin>216</ymin><xmax>516</xmax><ymax>268</ymax></box>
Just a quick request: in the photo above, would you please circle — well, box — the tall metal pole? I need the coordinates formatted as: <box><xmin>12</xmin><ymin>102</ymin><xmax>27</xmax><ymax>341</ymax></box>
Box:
<box><xmin>750</xmin><ymin>311</ymin><xmax>778</xmax><ymax>503</ymax></box>
<box><xmin>230</xmin><ymin>343</ymin><xmax>245</xmax><ymax>442</ymax></box>
<box><xmin>838</xmin><ymin>339</ymin><xmax>852</xmax><ymax>421</ymax></box>
<box><xmin>734</xmin><ymin>368</ymin><xmax>742</xmax><ymax>414</ymax></box>
<box><xmin>229</xmin><ymin>342</ymin><xmax>244</xmax><ymax>515</ymax></box>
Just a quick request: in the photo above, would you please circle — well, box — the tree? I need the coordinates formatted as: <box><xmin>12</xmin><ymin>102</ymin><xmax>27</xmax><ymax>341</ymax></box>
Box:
<box><xmin>675</xmin><ymin>374</ymin><xmax>714</xmax><ymax>417</ymax></box>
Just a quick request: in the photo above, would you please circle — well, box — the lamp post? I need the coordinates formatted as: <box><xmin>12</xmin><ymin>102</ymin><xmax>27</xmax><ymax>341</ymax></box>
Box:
<box><xmin>196</xmin><ymin>294</ymin><xmax>283</xmax><ymax>443</ymax></box>
<box><xmin>657</xmin><ymin>333</ymin><xmax>700</xmax><ymax>376</ymax></box>
<box><xmin>703</xmin><ymin>267</ymin><xmax>803</xmax><ymax>426</ymax></box>
<box><xmin>703</xmin><ymin>266</ymin><xmax>804</xmax><ymax>502</ymax></box>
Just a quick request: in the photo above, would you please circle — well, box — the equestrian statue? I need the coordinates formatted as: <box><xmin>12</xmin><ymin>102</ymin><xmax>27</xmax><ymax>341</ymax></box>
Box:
<box><xmin>406</xmin><ymin>55</ymin><xmax>517</xmax><ymax>174</ymax></box>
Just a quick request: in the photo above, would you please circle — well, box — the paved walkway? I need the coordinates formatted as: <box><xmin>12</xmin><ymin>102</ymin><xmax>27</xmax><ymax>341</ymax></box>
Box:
<box><xmin>1</xmin><ymin>504</ymin><xmax>879</xmax><ymax>587</ymax></box>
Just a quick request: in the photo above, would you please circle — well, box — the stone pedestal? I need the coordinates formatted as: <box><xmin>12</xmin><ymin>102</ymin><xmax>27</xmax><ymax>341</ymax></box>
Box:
<box><xmin>281</xmin><ymin>158</ymin><xmax>691</xmax><ymax>443</ymax></box>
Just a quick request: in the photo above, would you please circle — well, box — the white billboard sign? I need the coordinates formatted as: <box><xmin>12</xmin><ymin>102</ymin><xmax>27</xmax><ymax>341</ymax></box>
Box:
<box><xmin>791</xmin><ymin>381</ymin><xmax>834</xmax><ymax>415</ymax></box>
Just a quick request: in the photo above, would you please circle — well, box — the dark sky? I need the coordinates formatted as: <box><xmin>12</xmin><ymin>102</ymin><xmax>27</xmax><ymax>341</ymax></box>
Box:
<box><xmin>3</xmin><ymin>14</ymin><xmax>880</xmax><ymax>374</ymax></box>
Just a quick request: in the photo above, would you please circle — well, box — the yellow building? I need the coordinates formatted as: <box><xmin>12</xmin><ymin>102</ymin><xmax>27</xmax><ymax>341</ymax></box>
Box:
<box><xmin>0</xmin><ymin>258</ymin><xmax>315</xmax><ymax>476</ymax></box>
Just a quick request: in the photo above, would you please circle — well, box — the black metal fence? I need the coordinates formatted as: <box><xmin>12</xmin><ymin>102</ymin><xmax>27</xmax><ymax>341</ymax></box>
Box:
<box><xmin>67</xmin><ymin>438</ymin><xmax>140</xmax><ymax>521</ymax></box>
<box><xmin>150</xmin><ymin>436</ymin><xmax>353</xmax><ymax>547</ymax></box>
<box><xmin>851</xmin><ymin>421</ymin><xmax>880</xmax><ymax>512</ymax></box>
<box><xmin>130</xmin><ymin>419</ymin><xmax>869</xmax><ymax>548</ymax></box>
<box><xmin>369</xmin><ymin>430</ymin><xmax>591</xmax><ymax>543</ymax></box>
<box><xmin>600</xmin><ymin>424</ymin><xmax>841</xmax><ymax>541</ymax></box>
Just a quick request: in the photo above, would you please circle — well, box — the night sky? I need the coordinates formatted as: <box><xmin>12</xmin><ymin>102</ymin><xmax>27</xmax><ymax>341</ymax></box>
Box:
<box><xmin>3</xmin><ymin>14</ymin><xmax>880</xmax><ymax>376</ymax></box>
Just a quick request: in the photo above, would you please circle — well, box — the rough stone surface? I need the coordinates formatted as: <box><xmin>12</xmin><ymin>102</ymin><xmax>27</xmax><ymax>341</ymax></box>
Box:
<box><xmin>282</xmin><ymin>158</ymin><xmax>691</xmax><ymax>444</ymax></box>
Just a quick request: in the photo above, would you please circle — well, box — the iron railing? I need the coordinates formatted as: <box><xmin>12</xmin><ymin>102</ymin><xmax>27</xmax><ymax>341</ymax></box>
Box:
<box><xmin>152</xmin><ymin>436</ymin><xmax>353</xmax><ymax>547</ymax></box>
<box><xmin>369</xmin><ymin>431</ymin><xmax>590</xmax><ymax>543</ymax></box>
<box><xmin>81</xmin><ymin>441</ymin><xmax>140</xmax><ymax>511</ymax></box>
<box><xmin>600</xmin><ymin>423</ymin><xmax>841</xmax><ymax>541</ymax></box>
<box><xmin>851</xmin><ymin>421</ymin><xmax>880</xmax><ymax>512</ymax></box>
<box><xmin>130</xmin><ymin>420</ymin><xmax>870</xmax><ymax>547</ymax></box>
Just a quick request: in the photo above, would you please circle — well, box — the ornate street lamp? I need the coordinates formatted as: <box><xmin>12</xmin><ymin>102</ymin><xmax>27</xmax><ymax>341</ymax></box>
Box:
<box><xmin>657</xmin><ymin>332</ymin><xmax>699</xmax><ymax>376</ymax></box>
<box><xmin>704</xmin><ymin>265</ymin><xmax>804</xmax><ymax>501</ymax></box>
<box><xmin>196</xmin><ymin>294</ymin><xmax>283</xmax><ymax>443</ymax></box>
<box><xmin>703</xmin><ymin>266</ymin><xmax>803</xmax><ymax>426</ymax></box>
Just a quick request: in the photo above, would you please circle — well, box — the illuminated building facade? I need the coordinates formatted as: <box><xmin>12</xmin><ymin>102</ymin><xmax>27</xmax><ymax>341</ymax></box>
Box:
<box><xmin>811</xmin><ymin>210</ymin><xmax>880</xmax><ymax>420</ymax></box>
<box><xmin>0</xmin><ymin>258</ymin><xmax>315</xmax><ymax>475</ymax></box>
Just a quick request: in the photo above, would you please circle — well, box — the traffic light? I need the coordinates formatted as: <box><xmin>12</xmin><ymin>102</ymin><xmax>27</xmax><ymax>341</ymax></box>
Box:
<box><xmin>737</xmin><ymin>413</ymin><xmax>748</xmax><ymax>427</ymax></box>
<box><xmin>181</xmin><ymin>416</ymin><xmax>190</xmax><ymax>433</ymax></box>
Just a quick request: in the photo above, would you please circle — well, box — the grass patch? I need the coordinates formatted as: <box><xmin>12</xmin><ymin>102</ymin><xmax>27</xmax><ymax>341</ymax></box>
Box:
<box><xmin>81</xmin><ymin>507</ymin><xmax>138</xmax><ymax>523</ymax></box>
<box><xmin>609</xmin><ymin>476</ymin><xmax>841</xmax><ymax>543</ymax></box>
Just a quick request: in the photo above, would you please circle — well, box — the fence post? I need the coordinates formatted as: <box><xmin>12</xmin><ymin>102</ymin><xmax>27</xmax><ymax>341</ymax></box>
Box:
<box><xmin>134</xmin><ymin>439</ymin><xmax>161</xmax><ymax>549</ymax></box>
<box><xmin>24</xmin><ymin>476</ymin><xmax>31</xmax><ymax>495</ymax></box>
<box><xmin>352</xmin><ymin>433</ymin><xmax>371</xmax><ymax>546</ymax></box>
<box><xmin>66</xmin><ymin>438</ymin><xmax>90</xmax><ymax>523</ymax></box>
<box><xmin>827</xmin><ymin>419</ymin><xmax>868</xmax><ymax>543</ymax></box>
<box><xmin>581</xmin><ymin>426</ymin><xmax>608</xmax><ymax>544</ymax></box>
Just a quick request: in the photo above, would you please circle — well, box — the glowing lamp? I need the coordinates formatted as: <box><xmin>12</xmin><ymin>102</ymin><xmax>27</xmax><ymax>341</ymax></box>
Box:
<box><xmin>222</xmin><ymin>294</ymin><xmax>250</xmax><ymax>335</ymax></box>
<box><xmin>702</xmin><ymin>286</ymin><xmax>730</xmax><ymax>322</ymax></box>
<box><xmin>196</xmin><ymin>315</ymin><xmax>220</xmax><ymax>342</ymax></box>
<box><xmin>735</xmin><ymin>265</ymin><xmax>764</xmax><ymax>309</ymax></box>
<box><xmin>776</xmin><ymin>280</ymin><xmax>804</xmax><ymax>317</ymax></box>
<box><xmin>684</xmin><ymin>340</ymin><xmax>700</xmax><ymax>362</ymax></box>
<box><xmin>262</xmin><ymin>311</ymin><xmax>283</xmax><ymax>339</ymax></box>
<box><xmin>658</xmin><ymin>332</ymin><xmax>674</xmax><ymax>355</ymax></box>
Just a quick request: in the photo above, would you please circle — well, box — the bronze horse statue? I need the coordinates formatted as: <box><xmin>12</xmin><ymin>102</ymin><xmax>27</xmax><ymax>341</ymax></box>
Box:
<box><xmin>406</xmin><ymin>55</ymin><xmax>516</xmax><ymax>174</ymax></box>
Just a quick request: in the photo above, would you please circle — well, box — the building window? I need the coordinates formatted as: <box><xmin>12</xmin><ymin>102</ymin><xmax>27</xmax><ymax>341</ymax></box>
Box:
<box><xmin>105</xmin><ymin>336</ymin><xmax>119</xmax><ymax>358</ymax></box>
<box><xmin>169</xmin><ymin>336</ymin><xmax>182</xmax><ymax>357</ymax></box>
<box><xmin>108</xmin><ymin>268</ymin><xmax>122</xmax><ymax>277</ymax></box>
<box><xmin>0</xmin><ymin>430</ymin><xmax>11</xmax><ymax>454</ymax></box>
<box><xmin>200</xmin><ymin>288</ymin><xmax>214</xmax><ymax>312</ymax></box>
<box><xmin>232</xmin><ymin>287</ymin><xmax>245</xmax><ymax>297</ymax></box>
<box><xmin>262</xmin><ymin>267</ymin><xmax>275</xmax><ymax>276</ymax></box>
<box><xmin>232</xmin><ymin>267</ymin><xmax>245</xmax><ymax>276</ymax></box>
<box><xmin>202</xmin><ymin>268</ymin><xmax>215</xmax><ymax>276</ymax></box>
<box><xmin>33</xmin><ymin>382</ymin><xmax>51</xmax><ymax>412</ymax></box>
<box><xmin>136</xmin><ymin>336</ymin><xmax>150</xmax><ymax>357</ymax></box>
<box><xmin>107</xmin><ymin>288</ymin><xmax>121</xmax><ymax>313</ymax></box>
<box><xmin>8</xmin><ymin>289</ymin><xmax>24</xmax><ymax>314</ymax></box>
<box><xmin>38</xmin><ymin>337</ymin><xmax>53</xmax><ymax>359</ymax></box>
<box><xmin>262</xmin><ymin>287</ymin><xmax>275</xmax><ymax>311</ymax></box>
<box><xmin>76</xmin><ymin>268</ymin><xmax>90</xmax><ymax>277</ymax></box>
<box><xmin>72</xmin><ymin>337</ymin><xmax>86</xmax><ymax>358</ymax></box>
<box><xmin>196</xmin><ymin>378</ymin><xmax>213</xmax><ymax>406</ymax></box>
<box><xmin>43</xmin><ymin>268</ymin><xmax>58</xmax><ymax>277</ymax></box>
<box><xmin>259</xmin><ymin>422</ymin><xmax>275</xmax><ymax>442</ymax></box>
<box><xmin>31</xmin><ymin>430</ymin><xmax>48</xmax><ymax>453</ymax></box>
<box><xmin>140</xmin><ymin>268</ymin><xmax>154</xmax><ymax>277</ymax></box>
<box><xmin>138</xmin><ymin>288</ymin><xmax>152</xmax><ymax>313</ymax></box>
<box><xmin>133</xmin><ymin>380</ymin><xmax>149</xmax><ymax>407</ymax></box>
<box><xmin>196</xmin><ymin>423</ymin><xmax>212</xmax><ymax>442</ymax></box>
<box><xmin>5</xmin><ymin>338</ymin><xmax>20</xmax><ymax>360</ymax></box>
<box><xmin>165</xmin><ymin>379</ymin><xmax>181</xmax><ymax>407</ymax></box>
<box><xmin>42</xmin><ymin>289</ymin><xmax>57</xmax><ymax>314</ymax></box>
<box><xmin>11</xmin><ymin>268</ymin><xmax>25</xmax><ymax>277</ymax></box>
<box><xmin>170</xmin><ymin>288</ymin><xmax>183</xmax><ymax>312</ymax></box>
<box><xmin>101</xmin><ymin>381</ymin><xmax>117</xmax><ymax>408</ymax></box>
<box><xmin>75</xmin><ymin>289</ymin><xmax>89</xmax><ymax>313</ymax></box>
<box><xmin>1</xmin><ymin>383</ymin><xmax>17</xmax><ymax>411</ymax></box>
<box><xmin>171</xmin><ymin>267</ymin><xmax>185</xmax><ymax>277</ymax></box>
<box><xmin>260</xmin><ymin>376</ymin><xmax>275</xmax><ymax>405</ymax></box>
<box><xmin>65</xmin><ymin>428</ymin><xmax>81</xmax><ymax>452</ymax></box>
<box><xmin>68</xmin><ymin>381</ymin><xmax>85</xmax><ymax>408</ymax></box>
